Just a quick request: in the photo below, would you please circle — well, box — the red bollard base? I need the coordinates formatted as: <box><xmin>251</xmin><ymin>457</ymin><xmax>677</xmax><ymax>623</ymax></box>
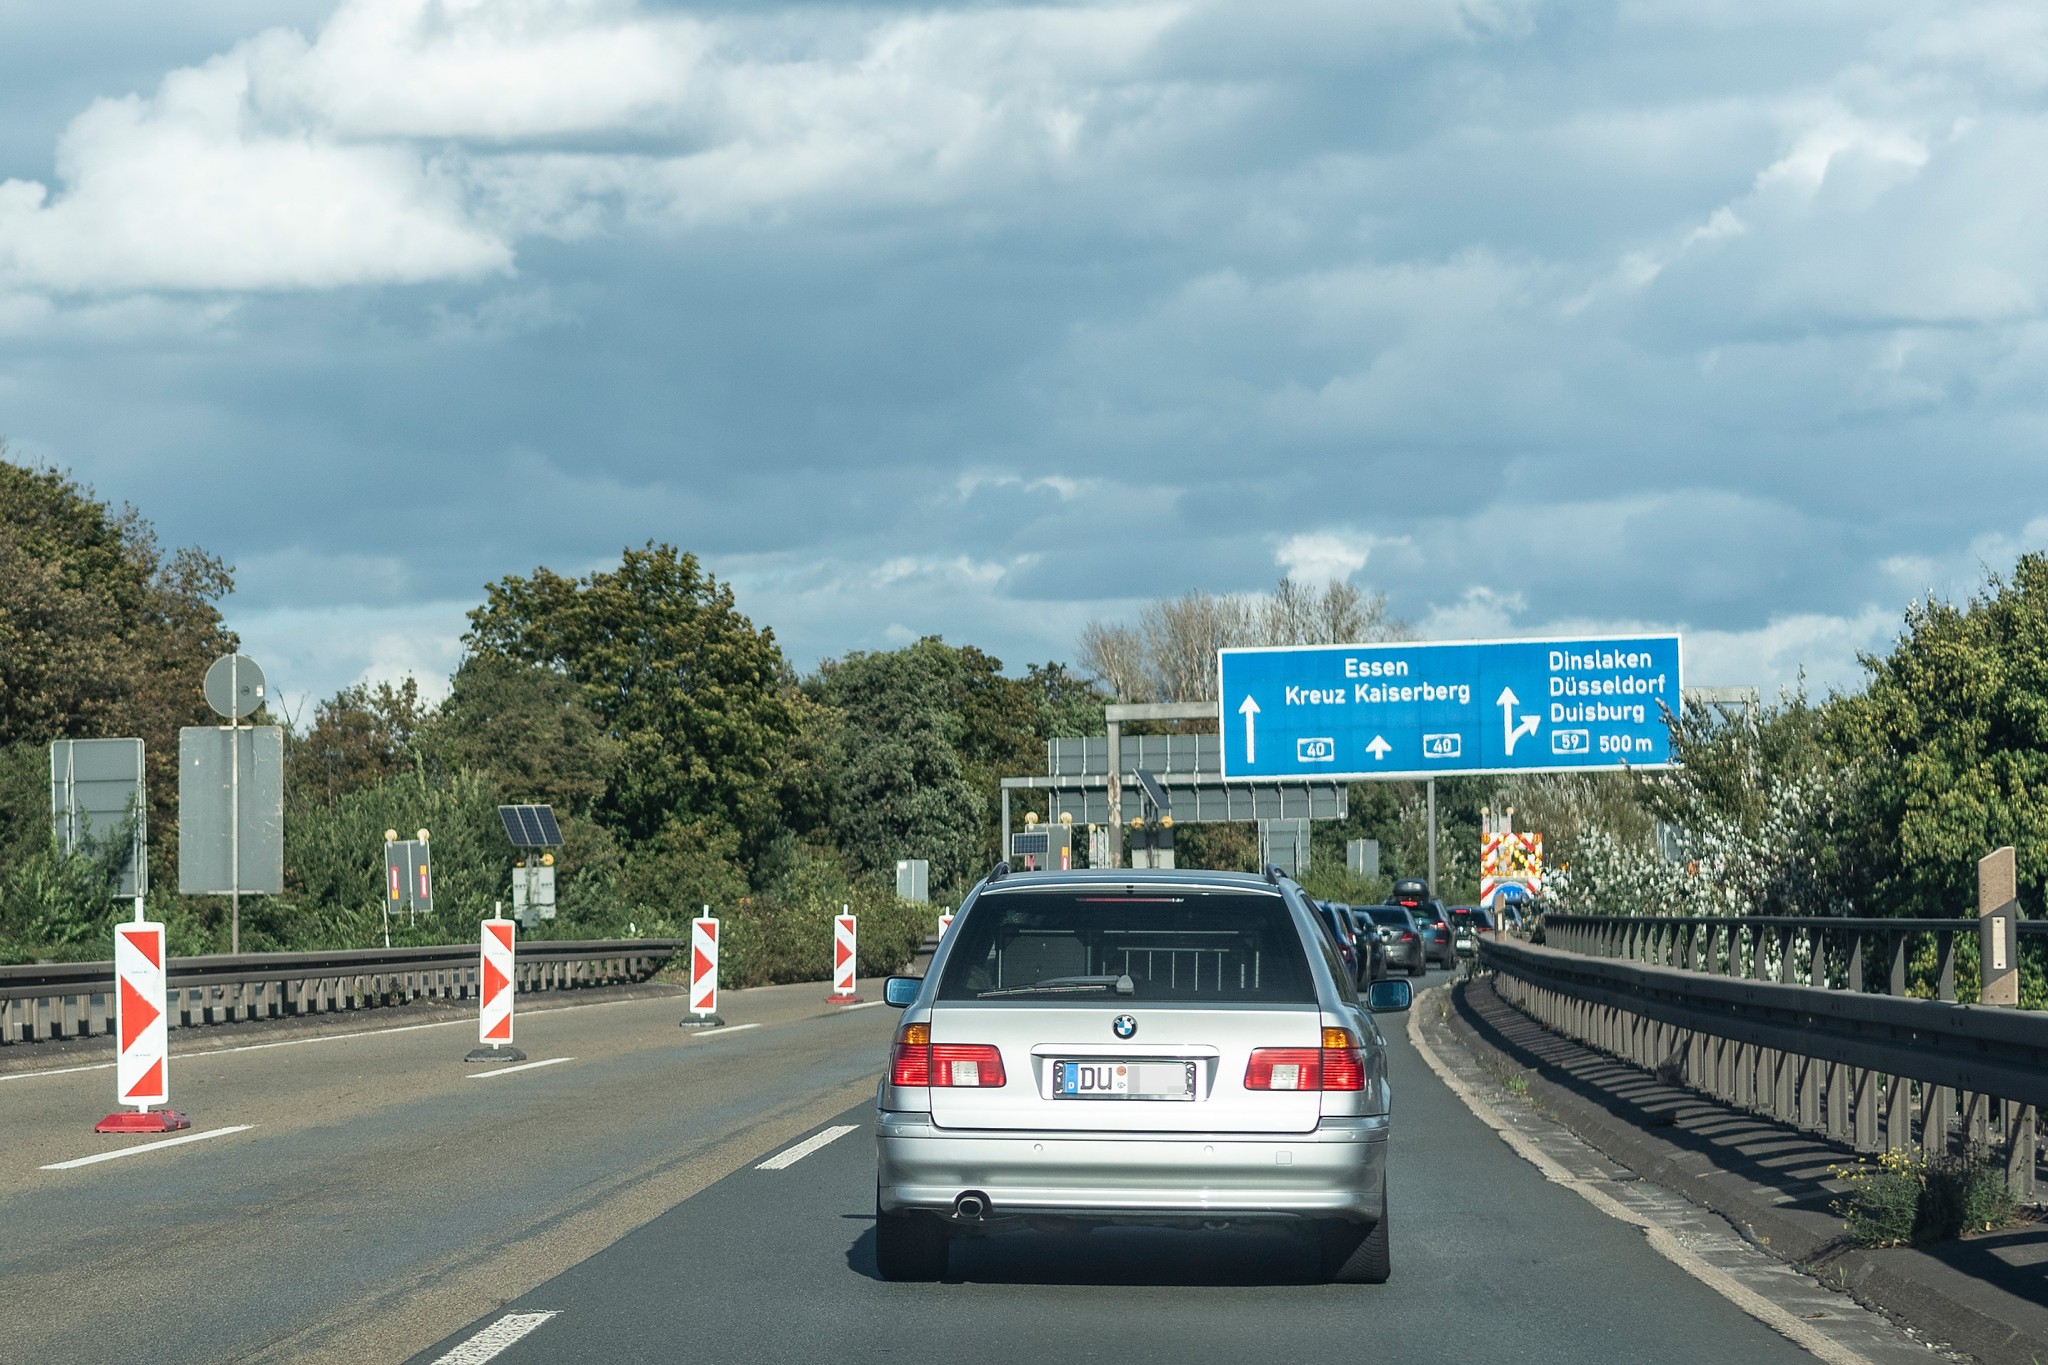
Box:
<box><xmin>95</xmin><ymin>1109</ymin><xmax>191</xmax><ymax>1134</ymax></box>
<box><xmin>826</xmin><ymin>994</ymin><xmax>864</xmax><ymax>1005</ymax></box>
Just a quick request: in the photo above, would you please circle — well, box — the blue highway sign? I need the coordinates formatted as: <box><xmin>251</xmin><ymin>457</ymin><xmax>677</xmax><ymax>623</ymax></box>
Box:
<box><xmin>1217</xmin><ymin>634</ymin><xmax>1682</xmax><ymax>780</ymax></box>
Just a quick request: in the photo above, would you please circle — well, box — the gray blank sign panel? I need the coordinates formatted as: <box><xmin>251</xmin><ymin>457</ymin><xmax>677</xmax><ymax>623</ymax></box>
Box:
<box><xmin>178</xmin><ymin>726</ymin><xmax>285</xmax><ymax>895</ymax></box>
<box><xmin>49</xmin><ymin>737</ymin><xmax>148</xmax><ymax>898</ymax></box>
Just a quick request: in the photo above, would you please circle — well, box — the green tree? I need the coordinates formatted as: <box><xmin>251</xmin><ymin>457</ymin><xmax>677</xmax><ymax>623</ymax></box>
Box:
<box><xmin>1027</xmin><ymin>661</ymin><xmax>1108</xmax><ymax>742</ymax></box>
<box><xmin>423</xmin><ymin>655</ymin><xmax>619</xmax><ymax>815</ymax></box>
<box><xmin>0</xmin><ymin>456</ymin><xmax>235</xmax><ymax>874</ymax></box>
<box><xmin>1830</xmin><ymin>556</ymin><xmax>2048</xmax><ymax>918</ymax></box>
<box><xmin>290</xmin><ymin>678</ymin><xmax>431</xmax><ymax>807</ymax></box>
<box><xmin>464</xmin><ymin>543</ymin><xmax>803</xmax><ymax>850</ymax></box>
<box><xmin>809</xmin><ymin>639</ymin><xmax>987</xmax><ymax>889</ymax></box>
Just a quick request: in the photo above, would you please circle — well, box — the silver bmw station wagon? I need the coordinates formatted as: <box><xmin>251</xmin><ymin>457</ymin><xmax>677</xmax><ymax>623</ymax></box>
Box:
<box><xmin>874</xmin><ymin>865</ymin><xmax>1411</xmax><ymax>1283</ymax></box>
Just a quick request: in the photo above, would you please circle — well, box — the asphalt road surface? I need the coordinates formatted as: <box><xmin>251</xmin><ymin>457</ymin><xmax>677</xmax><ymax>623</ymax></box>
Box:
<box><xmin>1</xmin><ymin>965</ymin><xmax>1925</xmax><ymax>1364</ymax></box>
<box><xmin>0</xmin><ymin>979</ymin><xmax>902</xmax><ymax>1364</ymax></box>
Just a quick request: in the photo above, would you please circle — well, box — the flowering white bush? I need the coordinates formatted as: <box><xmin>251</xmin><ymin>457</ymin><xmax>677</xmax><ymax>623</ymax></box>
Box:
<box><xmin>1546</xmin><ymin>705</ymin><xmax>1853</xmax><ymax>919</ymax></box>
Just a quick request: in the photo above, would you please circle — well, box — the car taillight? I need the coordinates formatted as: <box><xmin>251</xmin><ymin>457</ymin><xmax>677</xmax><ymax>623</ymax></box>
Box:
<box><xmin>890</xmin><ymin>1023</ymin><xmax>1006</xmax><ymax>1087</ymax></box>
<box><xmin>1244</xmin><ymin>1028</ymin><xmax>1365</xmax><ymax>1092</ymax></box>
<box><xmin>1400</xmin><ymin>930</ymin><xmax>1416</xmax><ymax>941</ymax></box>
<box><xmin>1320</xmin><ymin>1027</ymin><xmax>1366</xmax><ymax>1090</ymax></box>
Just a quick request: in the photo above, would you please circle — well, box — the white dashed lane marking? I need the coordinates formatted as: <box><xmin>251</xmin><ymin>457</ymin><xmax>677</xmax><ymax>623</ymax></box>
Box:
<box><xmin>756</xmin><ymin>1124</ymin><xmax>859</xmax><ymax>1170</ymax></box>
<box><xmin>42</xmin><ymin>1125</ymin><xmax>256</xmax><ymax>1171</ymax></box>
<box><xmin>429</xmin><ymin>1311</ymin><xmax>559</xmax><ymax>1365</ymax></box>
<box><xmin>465</xmin><ymin>1058</ymin><xmax>573</xmax><ymax>1081</ymax></box>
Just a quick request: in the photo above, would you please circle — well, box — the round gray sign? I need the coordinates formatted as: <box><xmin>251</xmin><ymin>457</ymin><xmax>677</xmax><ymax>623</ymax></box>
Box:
<box><xmin>203</xmin><ymin>653</ymin><xmax>267</xmax><ymax>721</ymax></box>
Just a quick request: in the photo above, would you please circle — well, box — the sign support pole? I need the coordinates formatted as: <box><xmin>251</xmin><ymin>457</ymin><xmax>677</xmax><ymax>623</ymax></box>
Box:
<box><xmin>1426</xmin><ymin>778</ymin><xmax>1438</xmax><ymax>895</ymax></box>
<box><xmin>229</xmin><ymin>655</ymin><xmax>241</xmax><ymax>956</ymax></box>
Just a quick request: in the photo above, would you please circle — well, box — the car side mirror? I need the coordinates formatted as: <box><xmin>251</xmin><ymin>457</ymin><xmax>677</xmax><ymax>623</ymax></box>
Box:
<box><xmin>1365</xmin><ymin>979</ymin><xmax>1412</xmax><ymax>1013</ymax></box>
<box><xmin>883</xmin><ymin>976</ymin><xmax>923</xmax><ymax>1008</ymax></box>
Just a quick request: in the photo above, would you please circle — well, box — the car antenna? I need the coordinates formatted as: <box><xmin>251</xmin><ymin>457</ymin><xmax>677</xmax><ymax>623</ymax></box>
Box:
<box><xmin>987</xmin><ymin>859</ymin><xmax>1011</xmax><ymax>883</ymax></box>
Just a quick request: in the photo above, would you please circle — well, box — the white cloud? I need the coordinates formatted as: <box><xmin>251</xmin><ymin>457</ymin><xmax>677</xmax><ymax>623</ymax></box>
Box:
<box><xmin>0</xmin><ymin>47</ymin><xmax>510</xmax><ymax>293</ymax></box>
<box><xmin>230</xmin><ymin>597</ymin><xmax>471</xmax><ymax>723</ymax></box>
<box><xmin>1274</xmin><ymin>529</ymin><xmax>1375</xmax><ymax>583</ymax></box>
<box><xmin>0</xmin><ymin>0</ymin><xmax>1197</xmax><ymax>295</ymax></box>
<box><xmin>1416</xmin><ymin>586</ymin><xmax>1528</xmax><ymax>640</ymax></box>
<box><xmin>1680</xmin><ymin>606</ymin><xmax>1900</xmax><ymax>697</ymax></box>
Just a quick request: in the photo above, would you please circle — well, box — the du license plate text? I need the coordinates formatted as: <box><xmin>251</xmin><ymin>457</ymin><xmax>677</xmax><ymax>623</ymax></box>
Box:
<box><xmin>1051</xmin><ymin>1060</ymin><xmax>1196</xmax><ymax>1100</ymax></box>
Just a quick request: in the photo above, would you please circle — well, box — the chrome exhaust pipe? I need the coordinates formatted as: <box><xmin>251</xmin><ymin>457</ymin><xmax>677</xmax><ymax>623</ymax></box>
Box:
<box><xmin>952</xmin><ymin>1191</ymin><xmax>991</xmax><ymax>1221</ymax></box>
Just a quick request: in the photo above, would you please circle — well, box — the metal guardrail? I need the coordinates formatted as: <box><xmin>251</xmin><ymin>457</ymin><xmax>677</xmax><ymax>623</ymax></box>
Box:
<box><xmin>0</xmin><ymin>938</ymin><xmax>683</xmax><ymax>1046</ymax></box>
<box><xmin>1539</xmin><ymin>912</ymin><xmax>2047</xmax><ymax>998</ymax></box>
<box><xmin>1480</xmin><ymin>930</ymin><xmax>2044</xmax><ymax>1199</ymax></box>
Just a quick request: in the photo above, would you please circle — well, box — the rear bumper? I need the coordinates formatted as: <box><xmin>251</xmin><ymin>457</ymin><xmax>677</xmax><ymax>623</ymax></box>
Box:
<box><xmin>876</xmin><ymin>1111</ymin><xmax>1388</xmax><ymax>1226</ymax></box>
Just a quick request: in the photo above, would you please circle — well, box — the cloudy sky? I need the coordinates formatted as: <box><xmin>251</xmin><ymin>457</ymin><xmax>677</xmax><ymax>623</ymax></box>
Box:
<box><xmin>3</xmin><ymin>0</ymin><xmax>2045</xmax><ymax>719</ymax></box>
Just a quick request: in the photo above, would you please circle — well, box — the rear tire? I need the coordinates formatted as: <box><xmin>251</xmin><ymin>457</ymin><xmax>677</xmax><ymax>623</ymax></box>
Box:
<box><xmin>875</xmin><ymin>1201</ymin><xmax>950</xmax><ymax>1281</ymax></box>
<box><xmin>1321</xmin><ymin>1186</ymin><xmax>1391</xmax><ymax>1283</ymax></box>
<box><xmin>1408</xmin><ymin>960</ymin><xmax>1425</xmax><ymax>977</ymax></box>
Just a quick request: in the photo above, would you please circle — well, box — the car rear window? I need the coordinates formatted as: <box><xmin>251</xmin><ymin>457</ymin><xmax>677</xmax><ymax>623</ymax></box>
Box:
<box><xmin>1368</xmin><ymin>908</ymin><xmax>1409</xmax><ymax>927</ymax></box>
<box><xmin>936</xmin><ymin>889</ymin><xmax>1316</xmax><ymax>1003</ymax></box>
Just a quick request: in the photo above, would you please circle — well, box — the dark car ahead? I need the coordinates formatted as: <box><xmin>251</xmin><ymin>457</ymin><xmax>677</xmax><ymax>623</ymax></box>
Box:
<box><xmin>1313</xmin><ymin>900</ymin><xmax>1368</xmax><ymax>988</ymax></box>
<box><xmin>1394</xmin><ymin>895</ymin><xmax>1455</xmax><ymax>969</ymax></box>
<box><xmin>1361</xmin><ymin>905</ymin><xmax>1425</xmax><ymax>976</ymax></box>
<box><xmin>1339</xmin><ymin>906</ymin><xmax>1387</xmax><ymax>982</ymax></box>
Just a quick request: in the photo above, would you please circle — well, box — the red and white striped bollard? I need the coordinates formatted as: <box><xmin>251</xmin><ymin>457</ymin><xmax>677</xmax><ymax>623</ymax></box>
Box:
<box><xmin>466</xmin><ymin>914</ymin><xmax>526</xmax><ymax>1063</ymax></box>
<box><xmin>681</xmin><ymin>910</ymin><xmax>726</xmax><ymax>1028</ymax></box>
<box><xmin>826</xmin><ymin>909</ymin><xmax>862</xmax><ymax>1004</ymax></box>
<box><xmin>96</xmin><ymin>916</ymin><xmax>190</xmax><ymax>1133</ymax></box>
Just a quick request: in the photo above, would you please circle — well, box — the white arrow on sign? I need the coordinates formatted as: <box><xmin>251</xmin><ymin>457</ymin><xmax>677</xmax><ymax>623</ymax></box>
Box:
<box><xmin>1238</xmin><ymin>696</ymin><xmax>1261</xmax><ymax>763</ymax></box>
<box><xmin>1497</xmin><ymin>687</ymin><xmax>1541</xmax><ymax>756</ymax></box>
<box><xmin>1365</xmin><ymin>735</ymin><xmax>1392</xmax><ymax>761</ymax></box>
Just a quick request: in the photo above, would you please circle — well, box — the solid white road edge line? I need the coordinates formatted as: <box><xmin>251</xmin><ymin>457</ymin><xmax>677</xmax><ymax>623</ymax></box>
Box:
<box><xmin>0</xmin><ymin>1060</ymin><xmax>117</xmax><ymax>1084</ymax></box>
<box><xmin>42</xmin><ymin>1125</ymin><xmax>256</xmax><ymax>1171</ymax></box>
<box><xmin>1406</xmin><ymin>990</ymin><xmax>1870</xmax><ymax>1365</ymax></box>
<box><xmin>466</xmin><ymin>1057</ymin><xmax>574</xmax><ymax>1080</ymax></box>
<box><xmin>430</xmin><ymin>1311</ymin><xmax>559</xmax><ymax>1365</ymax></box>
<box><xmin>756</xmin><ymin>1123</ymin><xmax>859</xmax><ymax>1170</ymax></box>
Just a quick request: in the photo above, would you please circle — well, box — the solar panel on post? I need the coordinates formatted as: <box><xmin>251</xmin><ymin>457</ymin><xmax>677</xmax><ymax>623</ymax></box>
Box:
<box><xmin>497</xmin><ymin>804</ymin><xmax>563</xmax><ymax>849</ymax></box>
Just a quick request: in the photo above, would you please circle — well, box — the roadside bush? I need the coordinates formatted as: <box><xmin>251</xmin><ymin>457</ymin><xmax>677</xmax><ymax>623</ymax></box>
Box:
<box><xmin>709</xmin><ymin>841</ymin><xmax>937</xmax><ymax>989</ymax></box>
<box><xmin>1831</xmin><ymin>1148</ymin><xmax>2016</xmax><ymax>1247</ymax></box>
<box><xmin>1919</xmin><ymin>1151</ymin><xmax>2017</xmax><ymax>1240</ymax></box>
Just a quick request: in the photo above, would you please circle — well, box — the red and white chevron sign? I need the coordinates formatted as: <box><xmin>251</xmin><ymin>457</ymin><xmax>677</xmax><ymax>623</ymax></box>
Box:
<box><xmin>828</xmin><ymin>913</ymin><xmax>859</xmax><ymax>1002</ymax></box>
<box><xmin>690</xmin><ymin>917</ymin><xmax>720</xmax><ymax>1016</ymax></box>
<box><xmin>115</xmin><ymin>921</ymin><xmax>169</xmax><ymax>1106</ymax></box>
<box><xmin>479</xmin><ymin>918</ymin><xmax>517</xmax><ymax>1045</ymax></box>
<box><xmin>94</xmin><ymin>920</ymin><xmax>190</xmax><ymax>1133</ymax></box>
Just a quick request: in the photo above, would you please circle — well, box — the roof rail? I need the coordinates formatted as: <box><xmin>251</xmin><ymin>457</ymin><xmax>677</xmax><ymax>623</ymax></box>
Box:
<box><xmin>1263</xmin><ymin>863</ymin><xmax>1286</xmax><ymax>886</ymax></box>
<box><xmin>987</xmin><ymin>860</ymin><xmax>1011</xmax><ymax>883</ymax></box>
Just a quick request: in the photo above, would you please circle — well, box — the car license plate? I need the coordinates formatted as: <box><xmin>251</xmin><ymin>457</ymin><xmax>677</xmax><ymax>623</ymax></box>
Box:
<box><xmin>1051</xmin><ymin>1060</ymin><xmax>1196</xmax><ymax>1100</ymax></box>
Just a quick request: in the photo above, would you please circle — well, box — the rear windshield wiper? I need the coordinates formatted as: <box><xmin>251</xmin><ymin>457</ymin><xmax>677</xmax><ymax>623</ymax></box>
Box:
<box><xmin>977</xmin><ymin>974</ymin><xmax>1136</xmax><ymax>999</ymax></box>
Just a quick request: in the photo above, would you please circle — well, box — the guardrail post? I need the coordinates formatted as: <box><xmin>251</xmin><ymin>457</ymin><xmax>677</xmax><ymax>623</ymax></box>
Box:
<box><xmin>1923</xmin><ymin>1082</ymin><xmax>1953</xmax><ymax>1158</ymax></box>
<box><xmin>1886</xmin><ymin>1076</ymin><xmax>1912</xmax><ymax>1152</ymax></box>
<box><xmin>1852</xmin><ymin>1068</ymin><xmax>1877</xmax><ymax>1150</ymax></box>
<box><xmin>1936</xmin><ymin>930</ymin><xmax>1957</xmax><ymax>1002</ymax></box>
<box><xmin>2006</xmin><ymin>1103</ymin><xmax>2037</xmax><ymax>1202</ymax></box>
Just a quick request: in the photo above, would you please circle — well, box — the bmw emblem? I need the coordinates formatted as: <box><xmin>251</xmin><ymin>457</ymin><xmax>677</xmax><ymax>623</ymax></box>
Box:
<box><xmin>1112</xmin><ymin>1014</ymin><xmax>1138</xmax><ymax>1040</ymax></box>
